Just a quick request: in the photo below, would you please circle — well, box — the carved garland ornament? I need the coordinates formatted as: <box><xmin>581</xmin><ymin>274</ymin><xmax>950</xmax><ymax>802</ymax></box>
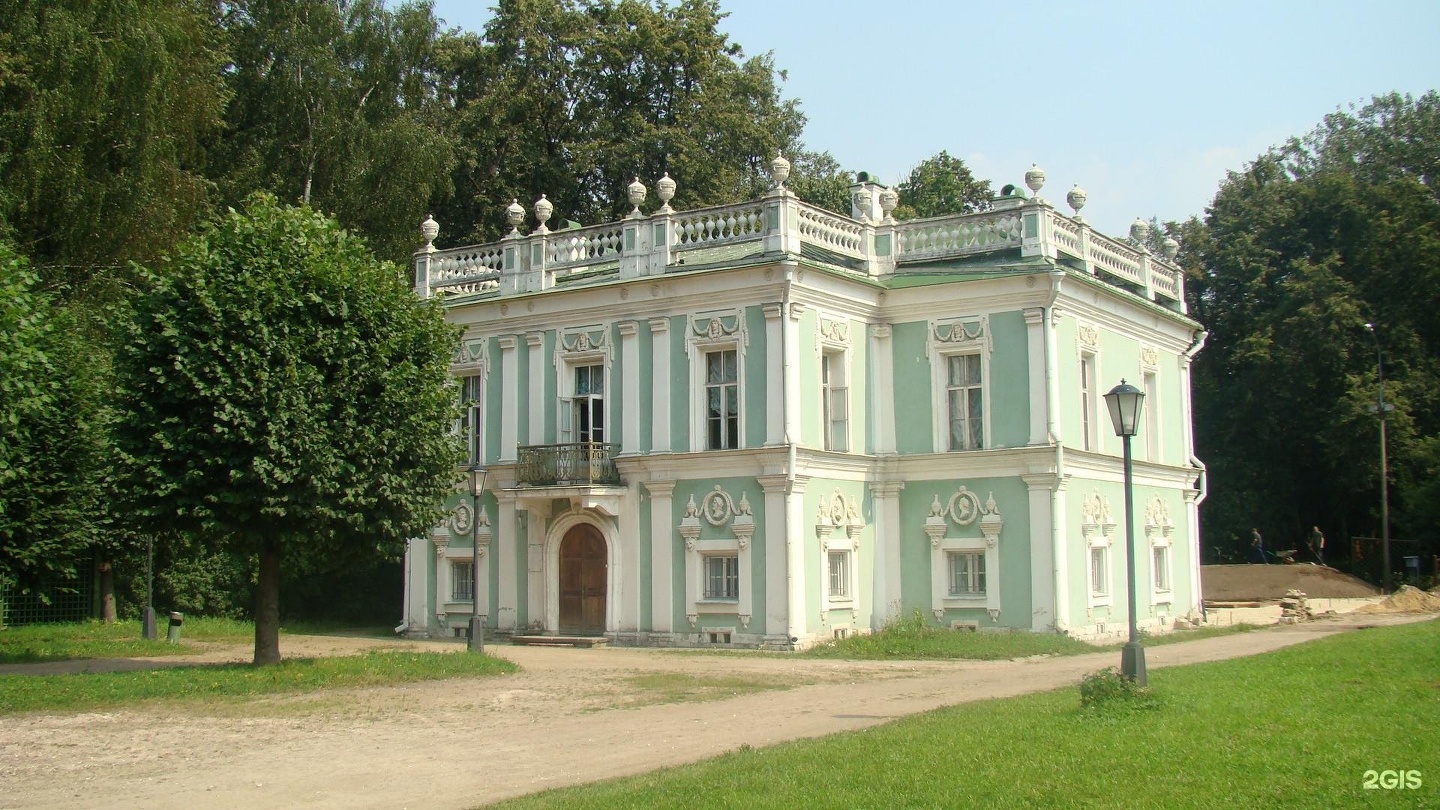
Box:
<box><xmin>933</xmin><ymin>320</ymin><xmax>985</xmax><ymax>345</ymax></box>
<box><xmin>1078</xmin><ymin>324</ymin><xmax>1100</xmax><ymax>349</ymax></box>
<box><xmin>451</xmin><ymin>341</ymin><xmax>487</xmax><ymax>371</ymax></box>
<box><xmin>679</xmin><ymin>486</ymin><xmax>755</xmax><ymax>550</ymax></box>
<box><xmin>814</xmin><ymin>489</ymin><xmax>864</xmax><ymax>545</ymax></box>
<box><xmin>1081</xmin><ymin>489</ymin><xmax>1115</xmax><ymax>539</ymax></box>
<box><xmin>561</xmin><ymin>328</ymin><xmax>607</xmax><ymax>354</ymax></box>
<box><xmin>1140</xmin><ymin>346</ymin><xmax>1160</xmax><ymax>368</ymax></box>
<box><xmin>691</xmin><ymin>313</ymin><xmax>741</xmax><ymax>342</ymax></box>
<box><xmin>923</xmin><ymin>487</ymin><xmax>1002</xmax><ymax>547</ymax></box>
<box><xmin>1144</xmin><ymin>496</ymin><xmax>1174</xmax><ymax>539</ymax></box>
<box><xmin>819</xmin><ymin>317</ymin><xmax>850</xmax><ymax>345</ymax></box>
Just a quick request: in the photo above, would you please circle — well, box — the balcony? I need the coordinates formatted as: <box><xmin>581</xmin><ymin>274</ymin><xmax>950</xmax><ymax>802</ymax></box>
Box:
<box><xmin>516</xmin><ymin>443</ymin><xmax>622</xmax><ymax>487</ymax></box>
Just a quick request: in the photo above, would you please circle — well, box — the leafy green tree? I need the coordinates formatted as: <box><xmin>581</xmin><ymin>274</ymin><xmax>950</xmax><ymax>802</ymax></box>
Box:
<box><xmin>1188</xmin><ymin>92</ymin><xmax>1440</xmax><ymax>572</ymax></box>
<box><xmin>787</xmin><ymin>149</ymin><xmax>853</xmax><ymax>215</ymax></box>
<box><xmin>893</xmin><ymin>150</ymin><xmax>993</xmax><ymax>220</ymax></box>
<box><xmin>434</xmin><ymin>0</ymin><xmax>806</xmax><ymax>244</ymax></box>
<box><xmin>0</xmin><ymin>243</ymin><xmax>107</xmax><ymax>595</ymax></box>
<box><xmin>0</xmin><ymin>0</ymin><xmax>228</xmax><ymax>286</ymax></box>
<box><xmin>112</xmin><ymin>196</ymin><xmax>463</xmax><ymax>663</ymax></box>
<box><xmin>213</xmin><ymin>0</ymin><xmax>454</xmax><ymax>262</ymax></box>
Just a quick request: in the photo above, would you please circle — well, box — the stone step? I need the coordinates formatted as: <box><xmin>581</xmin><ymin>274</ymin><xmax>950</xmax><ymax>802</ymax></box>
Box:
<box><xmin>509</xmin><ymin>635</ymin><xmax>608</xmax><ymax>649</ymax></box>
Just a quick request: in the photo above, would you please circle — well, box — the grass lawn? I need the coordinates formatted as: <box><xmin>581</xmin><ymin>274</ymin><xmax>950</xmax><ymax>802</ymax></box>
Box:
<box><xmin>496</xmin><ymin>619</ymin><xmax>1440</xmax><ymax>809</ymax></box>
<box><xmin>0</xmin><ymin>650</ymin><xmax>517</xmax><ymax>714</ymax></box>
<box><xmin>0</xmin><ymin>617</ymin><xmax>401</xmax><ymax>664</ymax></box>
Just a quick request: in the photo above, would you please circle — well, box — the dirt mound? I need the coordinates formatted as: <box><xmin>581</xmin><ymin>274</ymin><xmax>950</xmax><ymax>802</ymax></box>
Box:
<box><xmin>1202</xmin><ymin>564</ymin><xmax>1380</xmax><ymax>601</ymax></box>
<box><xmin>1354</xmin><ymin>585</ymin><xmax>1440</xmax><ymax>614</ymax></box>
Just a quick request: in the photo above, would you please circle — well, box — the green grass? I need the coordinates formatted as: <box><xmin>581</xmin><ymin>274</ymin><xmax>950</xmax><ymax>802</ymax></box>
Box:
<box><xmin>802</xmin><ymin>612</ymin><xmax>1099</xmax><ymax>660</ymax></box>
<box><xmin>496</xmin><ymin>619</ymin><xmax>1440</xmax><ymax>809</ymax></box>
<box><xmin>0</xmin><ymin>650</ymin><xmax>517</xmax><ymax>714</ymax></box>
<box><xmin>0</xmin><ymin>618</ymin><xmax>396</xmax><ymax>664</ymax></box>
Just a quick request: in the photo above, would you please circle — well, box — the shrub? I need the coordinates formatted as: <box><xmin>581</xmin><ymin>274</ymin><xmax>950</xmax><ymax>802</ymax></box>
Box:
<box><xmin>1080</xmin><ymin>667</ymin><xmax>1160</xmax><ymax>712</ymax></box>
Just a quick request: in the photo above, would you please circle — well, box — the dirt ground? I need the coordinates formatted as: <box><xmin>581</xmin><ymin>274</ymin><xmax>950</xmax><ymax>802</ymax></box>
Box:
<box><xmin>1</xmin><ymin>613</ymin><xmax>1433</xmax><ymax>810</ymax></box>
<box><xmin>1200</xmin><ymin>563</ymin><xmax>1381</xmax><ymax>601</ymax></box>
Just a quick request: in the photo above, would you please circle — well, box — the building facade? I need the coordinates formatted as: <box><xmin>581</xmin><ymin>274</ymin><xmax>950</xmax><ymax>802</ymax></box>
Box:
<box><xmin>398</xmin><ymin>159</ymin><xmax>1207</xmax><ymax>648</ymax></box>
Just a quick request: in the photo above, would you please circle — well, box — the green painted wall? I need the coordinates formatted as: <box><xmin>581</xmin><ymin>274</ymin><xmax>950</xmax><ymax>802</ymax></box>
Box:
<box><xmin>745</xmin><ymin>305</ymin><xmax>768</xmax><ymax>448</ymax></box>
<box><xmin>543</xmin><ymin>330</ymin><xmax>557</xmax><ymax>443</ymax></box>
<box><xmin>517</xmin><ymin>337</ymin><xmax>531</xmax><ymax>443</ymax></box>
<box><xmin>638</xmin><ymin>323</ymin><xmax>654</xmax><ymax>453</ymax></box>
<box><xmin>485</xmin><ymin>337</ymin><xmax>501</xmax><ymax>464</ymax></box>
<box><xmin>797</xmin><ymin>308</ymin><xmax>820</xmax><ymax>448</ymax></box>
<box><xmin>670</xmin><ymin>315</ymin><xmax>688</xmax><ymax>451</ymax></box>
<box><xmin>849</xmin><ymin>318</ymin><xmax>868</xmax><ymax>456</ymax></box>
<box><xmin>802</xmin><ymin>478</ymin><xmax>873</xmax><ymax>633</ymax></box>
<box><xmin>988</xmin><ymin>311</ymin><xmax>1030</xmax><ymax>449</ymax></box>
<box><xmin>667</xmin><ymin>477</ymin><xmax>766</xmax><ymax>631</ymax></box>
<box><xmin>896</xmin><ymin>477</ymin><xmax>1033</xmax><ymax>629</ymax></box>
<box><xmin>892</xmin><ymin>320</ymin><xmax>932</xmax><ymax>454</ymax></box>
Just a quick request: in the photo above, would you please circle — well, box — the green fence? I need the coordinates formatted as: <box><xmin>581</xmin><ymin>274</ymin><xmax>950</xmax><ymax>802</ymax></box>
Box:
<box><xmin>0</xmin><ymin>558</ymin><xmax>96</xmax><ymax>627</ymax></box>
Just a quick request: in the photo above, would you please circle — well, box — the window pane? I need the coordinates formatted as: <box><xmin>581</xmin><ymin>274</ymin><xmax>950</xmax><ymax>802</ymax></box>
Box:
<box><xmin>725</xmin><ymin>385</ymin><xmax>738</xmax><ymax>419</ymax></box>
<box><xmin>948</xmin><ymin>355</ymin><xmax>963</xmax><ymax>386</ymax></box>
<box><xmin>963</xmin><ymin>354</ymin><xmax>981</xmax><ymax>385</ymax></box>
<box><xmin>707</xmin><ymin>387</ymin><xmax>721</xmax><ymax>418</ymax></box>
<box><xmin>724</xmin><ymin>350</ymin><xmax>737</xmax><ymax>381</ymax></box>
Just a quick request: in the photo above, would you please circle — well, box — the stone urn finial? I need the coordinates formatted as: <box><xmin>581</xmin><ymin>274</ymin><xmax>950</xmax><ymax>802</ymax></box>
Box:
<box><xmin>533</xmin><ymin>194</ymin><xmax>553</xmax><ymax>234</ymax></box>
<box><xmin>656</xmin><ymin>172</ymin><xmax>676</xmax><ymax>214</ymax></box>
<box><xmin>853</xmin><ymin>187</ymin><xmax>873</xmax><ymax>223</ymax></box>
<box><xmin>1025</xmin><ymin>164</ymin><xmax>1046</xmax><ymax>197</ymax></box>
<box><xmin>770</xmin><ymin>153</ymin><xmax>791</xmax><ymax>189</ymax></box>
<box><xmin>1130</xmin><ymin>217</ymin><xmax>1151</xmax><ymax>246</ymax></box>
<box><xmin>879</xmin><ymin>186</ymin><xmax>899</xmax><ymax>224</ymax></box>
<box><xmin>505</xmin><ymin>199</ymin><xmax>525</xmax><ymax>235</ymax></box>
<box><xmin>1066</xmin><ymin>185</ymin><xmax>1087</xmax><ymax>223</ymax></box>
<box><xmin>420</xmin><ymin>214</ymin><xmax>439</xmax><ymax>246</ymax></box>
<box><xmin>1162</xmin><ymin>235</ymin><xmax>1179</xmax><ymax>261</ymax></box>
<box><xmin>627</xmin><ymin>176</ymin><xmax>647</xmax><ymax>215</ymax></box>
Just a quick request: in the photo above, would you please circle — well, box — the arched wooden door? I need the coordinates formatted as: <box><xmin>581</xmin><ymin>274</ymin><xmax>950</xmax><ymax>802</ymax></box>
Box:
<box><xmin>558</xmin><ymin>524</ymin><xmax>607</xmax><ymax>635</ymax></box>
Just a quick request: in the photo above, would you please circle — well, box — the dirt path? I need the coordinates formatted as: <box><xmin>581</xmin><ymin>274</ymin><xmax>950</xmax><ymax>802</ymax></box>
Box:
<box><xmin>1</xmin><ymin>614</ymin><xmax>1431</xmax><ymax>810</ymax></box>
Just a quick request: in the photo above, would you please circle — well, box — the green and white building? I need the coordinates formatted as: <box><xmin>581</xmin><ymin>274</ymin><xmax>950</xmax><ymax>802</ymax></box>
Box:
<box><xmin>399</xmin><ymin>158</ymin><xmax>1207</xmax><ymax>648</ymax></box>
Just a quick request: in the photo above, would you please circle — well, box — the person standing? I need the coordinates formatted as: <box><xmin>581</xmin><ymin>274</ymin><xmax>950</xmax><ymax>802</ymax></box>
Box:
<box><xmin>1308</xmin><ymin>525</ymin><xmax>1326</xmax><ymax>564</ymax></box>
<box><xmin>1251</xmin><ymin>528</ymin><xmax>1268</xmax><ymax>564</ymax></box>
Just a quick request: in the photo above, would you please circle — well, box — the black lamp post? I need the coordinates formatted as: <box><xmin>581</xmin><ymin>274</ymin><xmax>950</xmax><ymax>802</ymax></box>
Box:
<box><xmin>1364</xmin><ymin>323</ymin><xmax>1393</xmax><ymax>594</ymax></box>
<box><xmin>468</xmin><ymin>461</ymin><xmax>488</xmax><ymax>653</ymax></box>
<box><xmin>1104</xmin><ymin>379</ymin><xmax>1146</xmax><ymax>686</ymax></box>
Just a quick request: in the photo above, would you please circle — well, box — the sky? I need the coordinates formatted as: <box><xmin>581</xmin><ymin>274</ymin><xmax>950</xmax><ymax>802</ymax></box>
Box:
<box><xmin>426</xmin><ymin>0</ymin><xmax>1440</xmax><ymax>239</ymax></box>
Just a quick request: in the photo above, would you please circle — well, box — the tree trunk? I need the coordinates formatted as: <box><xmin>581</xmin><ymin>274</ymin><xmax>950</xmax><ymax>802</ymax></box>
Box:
<box><xmin>253</xmin><ymin>543</ymin><xmax>282</xmax><ymax>665</ymax></box>
<box><xmin>98</xmin><ymin>560</ymin><xmax>117</xmax><ymax>623</ymax></box>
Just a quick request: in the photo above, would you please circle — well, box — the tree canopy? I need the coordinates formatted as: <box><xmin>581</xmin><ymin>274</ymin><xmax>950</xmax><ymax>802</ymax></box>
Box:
<box><xmin>1187</xmin><ymin>92</ymin><xmax>1440</xmax><ymax>574</ymax></box>
<box><xmin>112</xmin><ymin>196</ymin><xmax>463</xmax><ymax>662</ymax></box>
<box><xmin>894</xmin><ymin>151</ymin><xmax>992</xmax><ymax>220</ymax></box>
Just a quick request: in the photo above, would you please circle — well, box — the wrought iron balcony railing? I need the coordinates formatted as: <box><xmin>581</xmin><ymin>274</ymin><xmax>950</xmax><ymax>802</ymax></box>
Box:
<box><xmin>515</xmin><ymin>443</ymin><xmax>622</xmax><ymax>487</ymax></box>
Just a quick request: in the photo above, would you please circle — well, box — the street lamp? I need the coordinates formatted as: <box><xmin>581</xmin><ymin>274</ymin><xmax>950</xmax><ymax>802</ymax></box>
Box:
<box><xmin>1364</xmin><ymin>323</ymin><xmax>1393</xmax><ymax>593</ymax></box>
<box><xmin>468</xmin><ymin>461</ymin><xmax>488</xmax><ymax>653</ymax></box>
<box><xmin>1104</xmin><ymin>379</ymin><xmax>1147</xmax><ymax>686</ymax></box>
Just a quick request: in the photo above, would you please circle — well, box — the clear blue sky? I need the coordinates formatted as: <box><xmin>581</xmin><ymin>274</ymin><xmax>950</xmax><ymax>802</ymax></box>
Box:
<box><xmin>427</xmin><ymin>0</ymin><xmax>1439</xmax><ymax>239</ymax></box>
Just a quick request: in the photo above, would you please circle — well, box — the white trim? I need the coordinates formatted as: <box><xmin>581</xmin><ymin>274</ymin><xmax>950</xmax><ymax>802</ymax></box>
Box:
<box><xmin>1088</xmin><ymin>535</ymin><xmax>1113</xmax><ymax>608</ymax></box>
<box><xmin>679</xmin><ymin>486</ymin><xmax>755</xmax><ymax>630</ymax></box>
<box><xmin>928</xmin><ymin>315</ymin><xmax>991</xmax><ymax>452</ymax></box>
<box><xmin>543</xmin><ymin>510</ymin><xmax>622</xmax><ymax>635</ymax></box>
<box><xmin>687</xmin><ymin>312</ymin><xmax>747</xmax><ymax>452</ymax></box>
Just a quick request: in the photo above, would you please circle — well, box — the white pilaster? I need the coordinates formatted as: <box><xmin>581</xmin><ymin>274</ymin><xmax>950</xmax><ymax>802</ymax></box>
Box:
<box><xmin>496</xmin><ymin>491</ymin><xmax>519</xmax><ymax>632</ymax></box>
<box><xmin>1023</xmin><ymin>474</ymin><xmax>1062</xmax><ymax>631</ymax></box>
<box><xmin>498</xmin><ymin>336</ymin><xmax>519</xmax><ymax>462</ymax></box>
<box><xmin>869</xmin><ymin>323</ymin><xmax>895</xmax><ymax>454</ymax></box>
<box><xmin>868</xmin><ymin>480</ymin><xmax>904</xmax><ymax>628</ymax></box>
<box><xmin>784</xmin><ymin>303</ymin><xmax>803</xmax><ymax>446</ymax></box>
<box><xmin>526</xmin><ymin>332</ymin><xmax>545</xmax><ymax>445</ymax></box>
<box><xmin>759</xmin><ymin>475</ymin><xmax>789</xmax><ymax>639</ymax></box>
<box><xmin>404</xmin><ymin>536</ymin><xmax>431</xmax><ymax>635</ymax></box>
<box><xmin>431</xmin><ymin>528</ymin><xmax>451</xmax><ymax>628</ymax></box>
<box><xmin>620</xmin><ymin>321</ymin><xmax>640</xmax><ymax>454</ymax></box>
<box><xmin>619</xmin><ymin>487</ymin><xmax>641</xmax><ymax>632</ymax></box>
<box><xmin>763</xmin><ymin>304</ymin><xmax>784</xmax><ymax>446</ymax></box>
<box><xmin>521</xmin><ymin>499</ymin><xmax>548</xmax><ymax>633</ymax></box>
<box><xmin>649</xmin><ymin>318</ymin><xmax>671</xmax><ymax>453</ymax></box>
<box><xmin>785</xmin><ymin>475</ymin><xmax>810</xmax><ymax>643</ymax></box>
<box><xmin>645</xmin><ymin>480</ymin><xmax>676</xmax><ymax>635</ymax></box>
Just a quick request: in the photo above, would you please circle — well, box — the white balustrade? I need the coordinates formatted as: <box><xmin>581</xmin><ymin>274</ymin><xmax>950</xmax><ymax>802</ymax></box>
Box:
<box><xmin>894</xmin><ymin>211</ymin><xmax>1024</xmax><ymax>260</ymax></box>
<box><xmin>548</xmin><ymin>224</ymin><xmax>625</xmax><ymax>267</ymax></box>
<box><xmin>796</xmin><ymin>202</ymin><xmax>865</xmax><ymax>258</ymax></box>
<box><xmin>1049</xmin><ymin>211</ymin><xmax>1083</xmax><ymax>256</ymax></box>
<box><xmin>1149</xmin><ymin>263</ymin><xmax>1181</xmax><ymax>299</ymax></box>
<box><xmin>671</xmin><ymin>203</ymin><xmax>765</xmax><ymax>249</ymax></box>
<box><xmin>428</xmin><ymin>244</ymin><xmax>503</xmax><ymax>294</ymax></box>
<box><xmin>1085</xmin><ymin>234</ymin><xmax>1146</xmax><ymax>286</ymax></box>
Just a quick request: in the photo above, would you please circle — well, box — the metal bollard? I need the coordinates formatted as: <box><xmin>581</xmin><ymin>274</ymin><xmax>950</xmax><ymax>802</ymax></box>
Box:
<box><xmin>166</xmin><ymin>612</ymin><xmax>183</xmax><ymax>643</ymax></box>
<box><xmin>142</xmin><ymin>607</ymin><xmax>157</xmax><ymax>640</ymax></box>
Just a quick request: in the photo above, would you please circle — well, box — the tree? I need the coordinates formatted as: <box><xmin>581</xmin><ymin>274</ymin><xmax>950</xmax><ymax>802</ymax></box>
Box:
<box><xmin>434</xmin><ymin>0</ymin><xmax>806</xmax><ymax>244</ymax></box>
<box><xmin>1187</xmin><ymin>92</ymin><xmax>1440</xmax><ymax>573</ymax></box>
<box><xmin>893</xmin><ymin>151</ymin><xmax>992</xmax><ymax>220</ymax></box>
<box><xmin>787</xmin><ymin>149</ymin><xmax>853</xmax><ymax>215</ymax></box>
<box><xmin>113</xmin><ymin>196</ymin><xmax>463</xmax><ymax>664</ymax></box>
<box><xmin>213</xmin><ymin>0</ymin><xmax>454</xmax><ymax>263</ymax></box>
<box><xmin>0</xmin><ymin>0</ymin><xmax>228</xmax><ymax>287</ymax></box>
<box><xmin>0</xmin><ymin>243</ymin><xmax>107</xmax><ymax>595</ymax></box>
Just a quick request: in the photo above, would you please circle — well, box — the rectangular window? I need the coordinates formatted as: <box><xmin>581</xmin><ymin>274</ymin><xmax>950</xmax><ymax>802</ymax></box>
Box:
<box><xmin>946</xmin><ymin>354</ymin><xmax>984</xmax><ymax>451</ymax></box>
<box><xmin>573</xmin><ymin>365</ymin><xmax>604</xmax><ymax>443</ymax></box>
<box><xmin>822</xmin><ymin>353</ymin><xmax>849</xmax><ymax>452</ymax></box>
<box><xmin>828</xmin><ymin>550</ymin><xmax>851</xmax><ymax>599</ymax></box>
<box><xmin>459</xmin><ymin>375</ymin><xmax>483</xmax><ymax>464</ymax></box>
<box><xmin>452</xmin><ymin>561</ymin><xmax>474</xmax><ymax>602</ymax></box>
<box><xmin>948</xmin><ymin>551</ymin><xmax>986</xmax><ymax>596</ymax></box>
<box><xmin>1143</xmin><ymin>372</ymin><xmax>1159</xmax><ymax>461</ymax></box>
<box><xmin>1153</xmin><ymin>545</ymin><xmax>1170</xmax><ymax>592</ymax></box>
<box><xmin>1080</xmin><ymin>353</ymin><xmax>1098</xmax><ymax>452</ymax></box>
<box><xmin>703</xmin><ymin>554</ymin><xmax>739</xmax><ymax>599</ymax></box>
<box><xmin>706</xmin><ymin>349</ymin><xmax>739</xmax><ymax>450</ymax></box>
<box><xmin>1090</xmin><ymin>546</ymin><xmax>1109</xmax><ymax>597</ymax></box>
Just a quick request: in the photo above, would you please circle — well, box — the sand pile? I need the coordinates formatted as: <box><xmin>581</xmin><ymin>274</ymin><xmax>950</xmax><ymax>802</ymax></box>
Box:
<box><xmin>1354</xmin><ymin>585</ymin><xmax>1440</xmax><ymax>614</ymax></box>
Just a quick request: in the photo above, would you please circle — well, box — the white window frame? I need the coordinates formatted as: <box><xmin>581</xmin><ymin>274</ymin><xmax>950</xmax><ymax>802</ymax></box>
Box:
<box><xmin>828</xmin><ymin>548</ymin><xmax>851</xmax><ymax>599</ymax></box>
<box><xmin>946</xmin><ymin>550</ymin><xmax>986</xmax><ymax>598</ymax></box>
<box><xmin>928</xmin><ymin>317</ymin><xmax>991</xmax><ymax>453</ymax></box>
<box><xmin>1088</xmin><ymin>537</ymin><xmax>1112</xmax><ymax>607</ymax></box>
<box><xmin>555</xmin><ymin>339</ymin><xmax>611</xmax><ymax>446</ymax></box>
<box><xmin>1151</xmin><ymin>539</ymin><xmax>1173</xmax><ymax>600</ymax></box>
<box><xmin>943</xmin><ymin>352</ymin><xmax>986</xmax><ymax>451</ymax></box>
<box><xmin>687</xmin><ymin>313</ymin><xmax>747</xmax><ymax>453</ymax></box>
<box><xmin>569</xmin><ymin>363</ymin><xmax>606</xmax><ymax>443</ymax></box>
<box><xmin>451</xmin><ymin>560</ymin><xmax>474</xmax><ymax>602</ymax></box>
<box><xmin>820</xmin><ymin>537</ymin><xmax>858</xmax><ymax>613</ymax></box>
<box><xmin>821</xmin><ymin>350</ymin><xmax>851</xmax><ymax>452</ymax></box>
<box><xmin>702</xmin><ymin>553</ymin><xmax>739</xmax><ymax>601</ymax></box>
<box><xmin>680</xmin><ymin>486</ymin><xmax>755</xmax><ymax>630</ymax></box>
<box><xmin>1080</xmin><ymin>350</ymin><xmax>1099</xmax><ymax>452</ymax></box>
<box><xmin>930</xmin><ymin>534</ymin><xmax>1000</xmax><ymax>617</ymax></box>
<box><xmin>457</xmin><ymin>374</ymin><xmax>484</xmax><ymax>465</ymax></box>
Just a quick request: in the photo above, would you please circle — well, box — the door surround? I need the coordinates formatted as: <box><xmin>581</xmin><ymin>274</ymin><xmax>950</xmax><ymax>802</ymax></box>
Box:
<box><xmin>544</xmin><ymin>509</ymin><xmax>620</xmax><ymax>635</ymax></box>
